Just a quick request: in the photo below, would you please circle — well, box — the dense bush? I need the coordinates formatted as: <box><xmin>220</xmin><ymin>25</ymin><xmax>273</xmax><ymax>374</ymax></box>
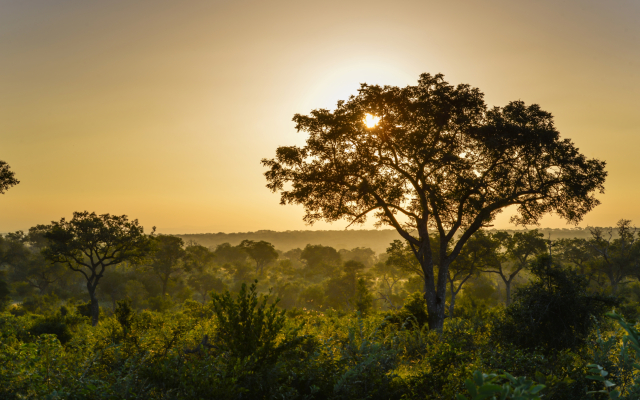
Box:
<box><xmin>493</xmin><ymin>255</ymin><xmax>618</xmax><ymax>354</ymax></box>
<box><xmin>29</xmin><ymin>316</ymin><xmax>73</xmax><ymax>344</ymax></box>
<box><xmin>0</xmin><ymin>272</ymin><xmax>10</xmax><ymax>310</ymax></box>
<box><xmin>0</xmin><ymin>279</ymin><xmax>632</xmax><ymax>399</ymax></box>
<box><xmin>384</xmin><ymin>291</ymin><xmax>430</xmax><ymax>329</ymax></box>
<box><xmin>209</xmin><ymin>280</ymin><xmax>306</xmax><ymax>365</ymax></box>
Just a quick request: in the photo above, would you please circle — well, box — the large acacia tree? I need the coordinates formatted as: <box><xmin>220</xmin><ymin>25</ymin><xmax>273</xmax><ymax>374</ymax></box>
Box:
<box><xmin>263</xmin><ymin>73</ymin><xmax>607</xmax><ymax>330</ymax></box>
<box><xmin>43</xmin><ymin>211</ymin><xmax>154</xmax><ymax>326</ymax></box>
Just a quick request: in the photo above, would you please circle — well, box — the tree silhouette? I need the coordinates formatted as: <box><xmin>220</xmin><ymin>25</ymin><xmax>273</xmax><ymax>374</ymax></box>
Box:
<box><xmin>554</xmin><ymin>237</ymin><xmax>597</xmax><ymax>284</ymax></box>
<box><xmin>588</xmin><ymin>219</ymin><xmax>640</xmax><ymax>295</ymax></box>
<box><xmin>300</xmin><ymin>244</ymin><xmax>341</xmax><ymax>279</ymax></box>
<box><xmin>148</xmin><ymin>235</ymin><xmax>187</xmax><ymax>297</ymax></box>
<box><xmin>0</xmin><ymin>160</ymin><xmax>19</xmax><ymax>194</ymax></box>
<box><xmin>263</xmin><ymin>73</ymin><xmax>607</xmax><ymax>330</ymax></box>
<box><xmin>7</xmin><ymin>228</ymin><xmax>66</xmax><ymax>295</ymax></box>
<box><xmin>43</xmin><ymin>212</ymin><xmax>154</xmax><ymax>326</ymax></box>
<box><xmin>479</xmin><ymin>230</ymin><xmax>547</xmax><ymax>305</ymax></box>
<box><xmin>447</xmin><ymin>230</ymin><xmax>499</xmax><ymax>314</ymax></box>
<box><xmin>239</xmin><ymin>240</ymin><xmax>278</xmax><ymax>275</ymax></box>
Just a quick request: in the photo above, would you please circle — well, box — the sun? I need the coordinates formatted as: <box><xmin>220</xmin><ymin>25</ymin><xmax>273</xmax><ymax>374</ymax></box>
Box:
<box><xmin>363</xmin><ymin>113</ymin><xmax>380</xmax><ymax>128</ymax></box>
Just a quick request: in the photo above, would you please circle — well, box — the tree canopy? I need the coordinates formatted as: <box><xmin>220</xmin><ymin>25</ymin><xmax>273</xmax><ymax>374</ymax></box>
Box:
<box><xmin>479</xmin><ymin>229</ymin><xmax>547</xmax><ymax>305</ymax></box>
<box><xmin>148</xmin><ymin>235</ymin><xmax>188</xmax><ymax>297</ymax></box>
<box><xmin>263</xmin><ymin>72</ymin><xmax>607</xmax><ymax>330</ymax></box>
<box><xmin>239</xmin><ymin>240</ymin><xmax>278</xmax><ymax>275</ymax></box>
<box><xmin>0</xmin><ymin>160</ymin><xmax>19</xmax><ymax>194</ymax></box>
<box><xmin>43</xmin><ymin>211</ymin><xmax>154</xmax><ymax>325</ymax></box>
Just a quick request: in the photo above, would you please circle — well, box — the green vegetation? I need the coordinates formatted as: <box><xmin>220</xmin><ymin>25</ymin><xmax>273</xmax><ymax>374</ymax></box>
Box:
<box><xmin>2</xmin><ymin>218</ymin><xmax>640</xmax><ymax>398</ymax></box>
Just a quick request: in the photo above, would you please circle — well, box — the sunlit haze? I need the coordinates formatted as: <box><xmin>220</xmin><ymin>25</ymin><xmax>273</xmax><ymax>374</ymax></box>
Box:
<box><xmin>2</xmin><ymin>0</ymin><xmax>639</xmax><ymax>234</ymax></box>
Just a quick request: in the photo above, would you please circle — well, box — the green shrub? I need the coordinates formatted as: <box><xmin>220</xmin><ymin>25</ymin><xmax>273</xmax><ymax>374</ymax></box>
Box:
<box><xmin>457</xmin><ymin>370</ymin><xmax>546</xmax><ymax>400</ymax></box>
<box><xmin>210</xmin><ymin>280</ymin><xmax>306</xmax><ymax>365</ymax></box>
<box><xmin>19</xmin><ymin>293</ymin><xmax>60</xmax><ymax>315</ymax></box>
<box><xmin>587</xmin><ymin>312</ymin><xmax>640</xmax><ymax>399</ymax></box>
<box><xmin>147</xmin><ymin>295</ymin><xmax>174</xmax><ymax>312</ymax></box>
<box><xmin>385</xmin><ymin>291</ymin><xmax>429</xmax><ymax>329</ymax></box>
<box><xmin>493</xmin><ymin>256</ymin><xmax>617</xmax><ymax>354</ymax></box>
<box><xmin>354</xmin><ymin>278</ymin><xmax>374</xmax><ymax>315</ymax></box>
<box><xmin>332</xmin><ymin>315</ymin><xmax>399</xmax><ymax>399</ymax></box>
<box><xmin>29</xmin><ymin>317</ymin><xmax>72</xmax><ymax>344</ymax></box>
<box><xmin>0</xmin><ymin>273</ymin><xmax>10</xmax><ymax>310</ymax></box>
<box><xmin>76</xmin><ymin>301</ymin><xmax>92</xmax><ymax>318</ymax></box>
<box><xmin>115</xmin><ymin>299</ymin><xmax>135</xmax><ymax>338</ymax></box>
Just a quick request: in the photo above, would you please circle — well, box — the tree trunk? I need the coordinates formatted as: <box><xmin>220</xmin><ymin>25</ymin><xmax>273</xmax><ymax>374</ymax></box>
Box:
<box><xmin>505</xmin><ymin>280</ymin><xmax>512</xmax><ymax>306</ymax></box>
<box><xmin>425</xmin><ymin>291</ymin><xmax>446</xmax><ymax>331</ymax></box>
<box><xmin>611</xmin><ymin>278</ymin><xmax>619</xmax><ymax>296</ymax></box>
<box><xmin>162</xmin><ymin>276</ymin><xmax>169</xmax><ymax>297</ymax></box>
<box><xmin>449</xmin><ymin>289</ymin><xmax>456</xmax><ymax>318</ymax></box>
<box><xmin>423</xmin><ymin>260</ymin><xmax>447</xmax><ymax>332</ymax></box>
<box><xmin>89</xmin><ymin>289</ymin><xmax>100</xmax><ymax>326</ymax></box>
<box><xmin>415</xmin><ymin>230</ymin><xmax>447</xmax><ymax>332</ymax></box>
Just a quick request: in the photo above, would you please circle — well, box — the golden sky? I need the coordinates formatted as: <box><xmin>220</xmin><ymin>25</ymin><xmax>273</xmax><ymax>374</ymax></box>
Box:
<box><xmin>1</xmin><ymin>0</ymin><xmax>639</xmax><ymax>234</ymax></box>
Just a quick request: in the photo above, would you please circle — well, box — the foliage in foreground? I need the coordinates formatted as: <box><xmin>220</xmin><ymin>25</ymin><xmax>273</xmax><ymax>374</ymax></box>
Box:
<box><xmin>1</xmin><ymin>282</ymin><xmax>639</xmax><ymax>400</ymax></box>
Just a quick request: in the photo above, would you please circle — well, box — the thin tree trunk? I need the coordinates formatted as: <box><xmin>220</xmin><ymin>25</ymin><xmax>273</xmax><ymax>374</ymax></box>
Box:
<box><xmin>449</xmin><ymin>289</ymin><xmax>456</xmax><ymax>318</ymax></box>
<box><xmin>611</xmin><ymin>279</ymin><xmax>619</xmax><ymax>296</ymax></box>
<box><xmin>88</xmin><ymin>287</ymin><xmax>100</xmax><ymax>326</ymax></box>
<box><xmin>505</xmin><ymin>280</ymin><xmax>512</xmax><ymax>306</ymax></box>
<box><xmin>162</xmin><ymin>276</ymin><xmax>169</xmax><ymax>297</ymax></box>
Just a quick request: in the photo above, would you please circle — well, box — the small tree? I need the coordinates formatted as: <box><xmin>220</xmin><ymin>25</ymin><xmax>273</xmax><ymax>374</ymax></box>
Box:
<box><xmin>43</xmin><ymin>211</ymin><xmax>154</xmax><ymax>326</ymax></box>
<box><xmin>184</xmin><ymin>243</ymin><xmax>221</xmax><ymax>302</ymax></box>
<box><xmin>148</xmin><ymin>235</ymin><xmax>187</xmax><ymax>297</ymax></box>
<box><xmin>554</xmin><ymin>237</ymin><xmax>597</xmax><ymax>283</ymax></box>
<box><xmin>264</xmin><ymin>73</ymin><xmax>607</xmax><ymax>330</ymax></box>
<box><xmin>479</xmin><ymin>230</ymin><xmax>547</xmax><ymax>305</ymax></box>
<box><xmin>588</xmin><ymin>219</ymin><xmax>640</xmax><ymax>295</ymax></box>
<box><xmin>188</xmin><ymin>272</ymin><xmax>226</xmax><ymax>303</ymax></box>
<box><xmin>238</xmin><ymin>240</ymin><xmax>278</xmax><ymax>275</ymax></box>
<box><xmin>7</xmin><ymin>228</ymin><xmax>66</xmax><ymax>295</ymax></box>
<box><xmin>447</xmin><ymin>230</ymin><xmax>498</xmax><ymax>315</ymax></box>
<box><xmin>97</xmin><ymin>271</ymin><xmax>129</xmax><ymax>310</ymax></box>
<box><xmin>385</xmin><ymin>239</ymin><xmax>427</xmax><ymax>279</ymax></box>
<box><xmin>325</xmin><ymin>260</ymin><xmax>368</xmax><ymax>311</ymax></box>
<box><xmin>372</xmin><ymin>257</ymin><xmax>409</xmax><ymax>309</ymax></box>
<box><xmin>300</xmin><ymin>244</ymin><xmax>341</xmax><ymax>279</ymax></box>
<box><xmin>184</xmin><ymin>242</ymin><xmax>216</xmax><ymax>272</ymax></box>
<box><xmin>493</xmin><ymin>255</ymin><xmax>617</xmax><ymax>354</ymax></box>
<box><xmin>209</xmin><ymin>281</ymin><xmax>304</xmax><ymax>366</ymax></box>
<box><xmin>340</xmin><ymin>247</ymin><xmax>376</xmax><ymax>268</ymax></box>
<box><xmin>213</xmin><ymin>242</ymin><xmax>248</xmax><ymax>264</ymax></box>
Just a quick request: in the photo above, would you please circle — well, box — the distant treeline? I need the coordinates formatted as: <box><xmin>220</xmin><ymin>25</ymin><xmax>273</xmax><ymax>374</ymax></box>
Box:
<box><xmin>175</xmin><ymin>227</ymin><xmax>596</xmax><ymax>254</ymax></box>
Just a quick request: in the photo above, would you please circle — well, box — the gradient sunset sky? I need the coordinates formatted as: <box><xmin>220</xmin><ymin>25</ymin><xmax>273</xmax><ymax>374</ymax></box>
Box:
<box><xmin>1</xmin><ymin>0</ymin><xmax>639</xmax><ymax>234</ymax></box>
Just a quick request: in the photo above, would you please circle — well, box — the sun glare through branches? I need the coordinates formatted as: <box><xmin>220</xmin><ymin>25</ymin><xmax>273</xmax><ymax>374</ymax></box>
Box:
<box><xmin>363</xmin><ymin>114</ymin><xmax>380</xmax><ymax>128</ymax></box>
